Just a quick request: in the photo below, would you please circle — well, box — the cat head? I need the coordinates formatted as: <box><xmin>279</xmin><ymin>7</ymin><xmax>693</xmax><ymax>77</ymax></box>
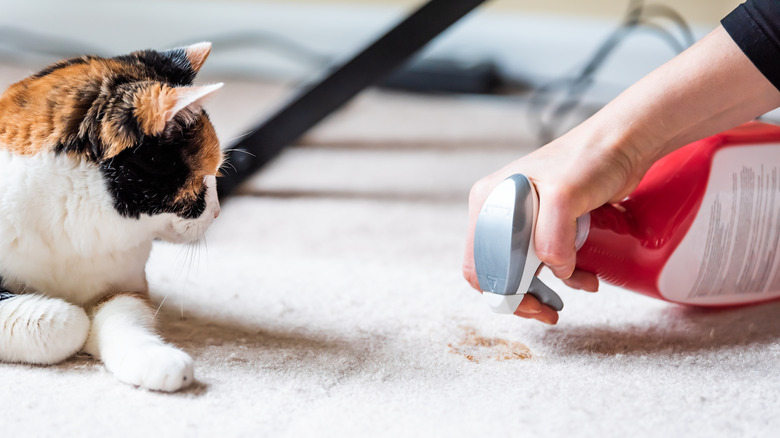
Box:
<box><xmin>0</xmin><ymin>42</ymin><xmax>224</xmax><ymax>243</ymax></box>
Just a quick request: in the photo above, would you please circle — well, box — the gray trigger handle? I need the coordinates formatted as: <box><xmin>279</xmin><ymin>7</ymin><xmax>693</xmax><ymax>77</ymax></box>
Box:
<box><xmin>528</xmin><ymin>277</ymin><xmax>564</xmax><ymax>311</ymax></box>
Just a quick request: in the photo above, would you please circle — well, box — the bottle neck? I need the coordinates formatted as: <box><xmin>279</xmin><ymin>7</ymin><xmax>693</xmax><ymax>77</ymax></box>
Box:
<box><xmin>574</xmin><ymin>205</ymin><xmax>631</xmax><ymax>250</ymax></box>
<box><xmin>576</xmin><ymin>203</ymin><xmax>637</xmax><ymax>249</ymax></box>
<box><xmin>575</xmin><ymin>204</ymin><xmax>640</xmax><ymax>262</ymax></box>
<box><xmin>574</xmin><ymin>203</ymin><xmax>642</xmax><ymax>288</ymax></box>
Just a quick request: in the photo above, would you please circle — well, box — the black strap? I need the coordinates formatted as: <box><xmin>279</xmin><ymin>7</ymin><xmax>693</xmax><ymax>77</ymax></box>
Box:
<box><xmin>217</xmin><ymin>0</ymin><xmax>488</xmax><ymax>198</ymax></box>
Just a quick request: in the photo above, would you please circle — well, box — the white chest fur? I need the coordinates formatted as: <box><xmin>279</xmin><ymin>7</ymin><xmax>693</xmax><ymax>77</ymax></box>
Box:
<box><xmin>0</xmin><ymin>150</ymin><xmax>158</xmax><ymax>304</ymax></box>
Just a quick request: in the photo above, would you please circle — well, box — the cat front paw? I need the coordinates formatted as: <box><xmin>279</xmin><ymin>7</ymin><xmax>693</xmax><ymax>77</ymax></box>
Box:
<box><xmin>114</xmin><ymin>344</ymin><xmax>194</xmax><ymax>392</ymax></box>
<box><xmin>0</xmin><ymin>295</ymin><xmax>89</xmax><ymax>364</ymax></box>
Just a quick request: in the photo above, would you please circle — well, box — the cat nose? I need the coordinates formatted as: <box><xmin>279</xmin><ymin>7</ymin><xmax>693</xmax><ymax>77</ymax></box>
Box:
<box><xmin>213</xmin><ymin>206</ymin><xmax>221</xmax><ymax>219</ymax></box>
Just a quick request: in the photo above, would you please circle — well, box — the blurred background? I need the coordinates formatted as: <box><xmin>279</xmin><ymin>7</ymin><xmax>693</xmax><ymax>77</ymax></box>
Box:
<box><xmin>0</xmin><ymin>0</ymin><xmax>740</xmax><ymax>80</ymax></box>
<box><xmin>0</xmin><ymin>0</ymin><xmax>742</xmax><ymax>135</ymax></box>
<box><xmin>0</xmin><ymin>0</ymin><xmax>746</xmax><ymax>193</ymax></box>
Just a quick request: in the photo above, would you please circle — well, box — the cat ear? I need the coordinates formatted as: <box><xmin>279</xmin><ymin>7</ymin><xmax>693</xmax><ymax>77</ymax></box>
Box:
<box><xmin>160</xmin><ymin>42</ymin><xmax>212</xmax><ymax>73</ymax></box>
<box><xmin>182</xmin><ymin>42</ymin><xmax>212</xmax><ymax>73</ymax></box>
<box><xmin>165</xmin><ymin>82</ymin><xmax>223</xmax><ymax>121</ymax></box>
<box><xmin>135</xmin><ymin>82</ymin><xmax>223</xmax><ymax>135</ymax></box>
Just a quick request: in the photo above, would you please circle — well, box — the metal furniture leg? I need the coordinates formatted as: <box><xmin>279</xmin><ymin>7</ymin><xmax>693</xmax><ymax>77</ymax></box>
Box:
<box><xmin>217</xmin><ymin>0</ymin><xmax>488</xmax><ymax>198</ymax></box>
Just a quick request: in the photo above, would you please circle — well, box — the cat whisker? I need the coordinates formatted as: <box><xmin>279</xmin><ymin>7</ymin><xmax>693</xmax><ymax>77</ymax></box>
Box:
<box><xmin>178</xmin><ymin>237</ymin><xmax>205</xmax><ymax>281</ymax></box>
<box><xmin>219</xmin><ymin>161</ymin><xmax>238</xmax><ymax>175</ymax></box>
<box><xmin>153</xmin><ymin>293</ymin><xmax>169</xmax><ymax>319</ymax></box>
<box><xmin>174</xmin><ymin>241</ymin><xmax>197</xmax><ymax>280</ymax></box>
<box><xmin>223</xmin><ymin>132</ymin><xmax>253</xmax><ymax>145</ymax></box>
<box><xmin>221</xmin><ymin>147</ymin><xmax>256</xmax><ymax>158</ymax></box>
<box><xmin>219</xmin><ymin>147</ymin><xmax>257</xmax><ymax>176</ymax></box>
<box><xmin>184</xmin><ymin>242</ymin><xmax>197</xmax><ymax>279</ymax></box>
<box><xmin>201</xmin><ymin>232</ymin><xmax>210</xmax><ymax>258</ymax></box>
<box><xmin>188</xmin><ymin>242</ymin><xmax>199</xmax><ymax>277</ymax></box>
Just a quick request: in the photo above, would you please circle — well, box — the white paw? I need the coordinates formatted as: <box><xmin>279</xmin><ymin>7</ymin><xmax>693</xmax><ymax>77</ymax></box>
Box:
<box><xmin>0</xmin><ymin>295</ymin><xmax>89</xmax><ymax>364</ymax></box>
<box><xmin>114</xmin><ymin>344</ymin><xmax>194</xmax><ymax>392</ymax></box>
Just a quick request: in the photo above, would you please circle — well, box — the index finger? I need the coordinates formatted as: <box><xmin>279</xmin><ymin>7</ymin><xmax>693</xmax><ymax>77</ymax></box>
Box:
<box><xmin>532</xmin><ymin>183</ymin><xmax>579</xmax><ymax>279</ymax></box>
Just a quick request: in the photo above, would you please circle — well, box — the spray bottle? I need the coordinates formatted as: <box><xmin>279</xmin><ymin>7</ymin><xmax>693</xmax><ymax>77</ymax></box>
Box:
<box><xmin>474</xmin><ymin>122</ymin><xmax>780</xmax><ymax>314</ymax></box>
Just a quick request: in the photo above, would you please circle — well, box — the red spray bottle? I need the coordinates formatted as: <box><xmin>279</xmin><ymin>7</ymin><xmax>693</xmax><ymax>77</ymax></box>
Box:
<box><xmin>474</xmin><ymin>122</ymin><xmax>780</xmax><ymax>313</ymax></box>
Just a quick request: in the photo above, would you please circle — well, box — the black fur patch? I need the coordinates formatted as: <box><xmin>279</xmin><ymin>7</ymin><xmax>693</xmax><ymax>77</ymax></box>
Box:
<box><xmin>99</xmin><ymin>115</ymin><xmax>208</xmax><ymax>220</ymax></box>
<box><xmin>53</xmin><ymin>86</ymin><xmax>102</xmax><ymax>158</ymax></box>
<box><xmin>32</xmin><ymin>56</ymin><xmax>98</xmax><ymax>79</ymax></box>
<box><xmin>114</xmin><ymin>49</ymin><xmax>195</xmax><ymax>86</ymax></box>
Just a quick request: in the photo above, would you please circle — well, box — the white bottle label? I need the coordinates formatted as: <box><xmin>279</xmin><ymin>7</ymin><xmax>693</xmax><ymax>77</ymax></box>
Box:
<box><xmin>658</xmin><ymin>143</ymin><xmax>780</xmax><ymax>305</ymax></box>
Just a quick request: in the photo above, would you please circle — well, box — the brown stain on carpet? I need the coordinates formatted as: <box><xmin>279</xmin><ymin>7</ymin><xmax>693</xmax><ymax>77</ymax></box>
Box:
<box><xmin>448</xmin><ymin>328</ymin><xmax>533</xmax><ymax>363</ymax></box>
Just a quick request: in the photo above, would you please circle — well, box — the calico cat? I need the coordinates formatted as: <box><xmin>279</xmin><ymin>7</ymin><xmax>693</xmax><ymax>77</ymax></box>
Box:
<box><xmin>0</xmin><ymin>42</ymin><xmax>223</xmax><ymax>392</ymax></box>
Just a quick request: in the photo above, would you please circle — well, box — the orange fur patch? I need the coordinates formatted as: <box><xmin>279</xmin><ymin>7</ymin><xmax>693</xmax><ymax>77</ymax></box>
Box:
<box><xmin>175</xmin><ymin>115</ymin><xmax>223</xmax><ymax>204</ymax></box>
<box><xmin>133</xmin><ymin>83</ymin><xmax>178</xmax><ymax>137</ymax></box>
<box><xmin>1</xmin><ymin>62</ymin><xmax>92</xmax><ymax>155</ymax></box>
<box><xmin>0</xmin><ymin>58</ymin><xmax>141</xmax><ymax>157</ymax></box>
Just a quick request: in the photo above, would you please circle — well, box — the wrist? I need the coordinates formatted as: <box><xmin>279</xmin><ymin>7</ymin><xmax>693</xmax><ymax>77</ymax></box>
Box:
<box><xmin>565</xmin><ymin>110</ymin><xmax>662</xmax><ymax>182</ymax></box>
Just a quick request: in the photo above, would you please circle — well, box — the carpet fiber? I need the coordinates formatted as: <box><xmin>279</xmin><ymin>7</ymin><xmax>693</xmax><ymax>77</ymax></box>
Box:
<box><xmin>1</xmin><ymin>67</ymin><xmax>779</xmax><ymax>437</ymax></box>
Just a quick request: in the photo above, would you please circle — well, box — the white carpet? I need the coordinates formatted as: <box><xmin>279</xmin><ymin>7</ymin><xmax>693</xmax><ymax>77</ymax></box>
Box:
<box><xmin>1</xmin><ymin>68</ymin><xmax>779</xmax><ymax>437</ymax></box>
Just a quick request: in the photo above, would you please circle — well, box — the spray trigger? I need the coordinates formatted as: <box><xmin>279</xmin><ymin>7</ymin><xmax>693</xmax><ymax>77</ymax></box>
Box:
<box><xmin>528</xmin><ymin>276</ymin><xmax>564</xmax><ymax>311</ymax></box>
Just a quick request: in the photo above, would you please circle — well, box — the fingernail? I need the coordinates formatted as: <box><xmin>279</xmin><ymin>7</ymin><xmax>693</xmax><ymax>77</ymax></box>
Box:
<box><xmin>538</xmin><ymin>314</ymin><xmax>559</xmax><ymax>325</ymax></box>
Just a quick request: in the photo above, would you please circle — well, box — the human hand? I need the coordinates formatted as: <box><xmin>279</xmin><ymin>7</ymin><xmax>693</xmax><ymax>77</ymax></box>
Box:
<box><xmin>463</xmin><ymin>25</ymin><xmax>780</xmax><ymax>324</ymax></box>
<box><xmin>463</xmin><ymin>124</ymin><xmax>654</xmax><ymax>324</ymax></box>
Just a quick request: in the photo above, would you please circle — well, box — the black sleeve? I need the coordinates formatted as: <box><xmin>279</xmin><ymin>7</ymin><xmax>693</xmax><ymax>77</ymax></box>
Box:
<box><xmin>722</xmin><ymin>0</ymin><xmax>780</xmax><ymax>91</ymax></box>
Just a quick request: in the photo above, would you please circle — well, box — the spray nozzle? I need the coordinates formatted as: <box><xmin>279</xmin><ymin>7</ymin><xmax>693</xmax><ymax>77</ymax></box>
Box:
<box><xmin>473</xmin><ymin>174</ymin><xmax>565</xmax><ymax>313</ymax></box>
